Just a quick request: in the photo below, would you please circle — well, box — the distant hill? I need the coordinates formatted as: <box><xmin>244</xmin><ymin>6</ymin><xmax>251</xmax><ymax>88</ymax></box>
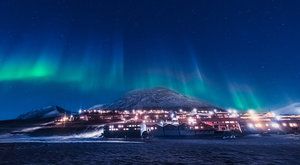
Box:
<box><xmin>17</xmin><ymin>106</ymin><xmax>70</xmax><ymax>120</ymax></box>
<box><xmin>273</xmin><ymin>103</ymin><xmax>300</xmax><ymax>115</ymax></box>
<box><xmin>90</xmin><ymin>87</ymin><xmax>224</xmax><ymax>111</ymax></box>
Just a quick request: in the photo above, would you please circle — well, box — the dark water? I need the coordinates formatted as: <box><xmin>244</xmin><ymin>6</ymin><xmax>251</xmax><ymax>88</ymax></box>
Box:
<box><xmin>0</xmin><ymin>135</ymin><xmax>300</xmax><ymax>165</ymax></box>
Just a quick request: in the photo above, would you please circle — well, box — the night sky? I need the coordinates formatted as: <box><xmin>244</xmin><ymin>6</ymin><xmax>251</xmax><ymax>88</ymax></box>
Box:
<box><xmin>1</xmin><ymin>0</ymin><xmax>300</xmax><ymax>119</ymax></box>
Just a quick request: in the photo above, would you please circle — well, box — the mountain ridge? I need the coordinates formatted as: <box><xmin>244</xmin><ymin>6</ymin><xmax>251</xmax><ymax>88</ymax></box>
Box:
<box><xmin>91</xmin><ymin>87</ymin><xmax>224</xmax><ymax>111</ymax></box>
<box><xmin>17</xmin><ymin>105</ymin><xmax>70</xmax><ymax>120</ymax></box>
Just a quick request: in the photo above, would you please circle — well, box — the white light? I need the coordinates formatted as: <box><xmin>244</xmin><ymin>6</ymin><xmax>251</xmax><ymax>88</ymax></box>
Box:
<box><xmin>248</xmin><ymin>109</ymin><xmax>256</xmax><ymax>114</ymax></box>
<box><xmin>248</xmin><ymin>109</ymin><xmax>258</xmax><ymax>121</ymax></box>
<box><xmin>192</xmin><ymin>108</ymin><xmax>197</xmax><ymax>114</ymax></box>
<box><xmin>289</xmin><ymin>123</ymin><xmax>298</xmax><ymax>127</ymax></box>
<box><xmin>188</xmin><ymin>117</ymin><xmax>196</xmax><ymax>125</ymax></box>
<box><xmin>269</xmin><ymin>112</ymin><xmax>276</xmax><ymax>117</ymax></box>
<box><xmin>62</xmin><ymin>116</ymin><xmax>68</xmax><ymax>122</ymax></box>
<box><xmin>275</xmin><ymin>116</ymin><xmax>281</xmax><ymax>120</ymax></box>
<box><xmin>271</xmin><ymin>122</ymin><xmax>280</xmax><ymax>128</ymax></box>
<box><xmin>171</xmin><ymin>113</ymin><xmax>174</xmax><ymax>118</ymax></box>
<box><xmin>247</xmin><ymin>123</ymin><xmax>254</xmax><ymax>128</ymax></box>
<box><xmin>255</xmin><ymin>123</ymin><xmax>262</xmax><ymax>128</ymax></box>
<box><xmin>160</xmin><ymin>121</ymin><xmax>164</xmax><ymax>126</ymax></box>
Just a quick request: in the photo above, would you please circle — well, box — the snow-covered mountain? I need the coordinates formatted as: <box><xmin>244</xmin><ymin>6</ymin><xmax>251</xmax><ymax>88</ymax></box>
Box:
<box><xmin>273</xmin><ymin>103</ymin><xmax>300</xmax><ymax>115</ymax></box>
<box><xmin>17</xmin><ymin>106</ymin><xmax>70</xmax><ymax>120</ymax></box>
<box><xmin>91</xmin><ymin>87</ymin><xmax>223</xmax><ymax>111</ymax></box>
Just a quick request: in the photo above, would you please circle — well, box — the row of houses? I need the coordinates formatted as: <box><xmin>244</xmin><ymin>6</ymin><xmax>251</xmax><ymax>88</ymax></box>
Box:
<box><xmin>58</xmin><ymin>108</ymin><xmax>300</xmax><ymax>138</ymax></box>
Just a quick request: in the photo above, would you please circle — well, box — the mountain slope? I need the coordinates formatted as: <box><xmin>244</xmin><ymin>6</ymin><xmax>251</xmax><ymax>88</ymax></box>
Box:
<box><xmin>17</xmin><ymin>106</ymin><xmax>70</xmax><ymax>120</ymax></box>
<box><xmin>91</xmin><ymin>87</ymin><xmax>223</xmax><ymax>111</ymax></box>
<box><xmin>273</xmin><ymin>103</ymin><xmax>300</xmax><ymax>115</ymax></box>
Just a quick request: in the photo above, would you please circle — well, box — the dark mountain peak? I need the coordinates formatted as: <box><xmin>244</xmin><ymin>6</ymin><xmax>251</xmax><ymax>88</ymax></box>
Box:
<box><xmin>127</xmin><ymin>87</ymin><xmax>182</xmax><ymax>96</ymax></box>
<box><xmin>17</xmin><ymin>105</ymin><xmax>70</xmax><ymax>120</ymax></box>
<box><xmin>92</xmin><ymin>87</ymin><xmax>223</xmax><ymax>111</ymax></box>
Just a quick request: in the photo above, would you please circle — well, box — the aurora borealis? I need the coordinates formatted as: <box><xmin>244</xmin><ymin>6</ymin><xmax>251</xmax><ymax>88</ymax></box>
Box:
<box><xmin>1</xmin><ymin>0</ymin><xmax>300</xmax><ymax>119</ymax></box>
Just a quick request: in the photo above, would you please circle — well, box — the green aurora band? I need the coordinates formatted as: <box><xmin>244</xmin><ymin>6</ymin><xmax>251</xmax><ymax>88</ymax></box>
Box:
<box><xmin>0</xmin><ymin>50</ymin><xmax>262</xmax><ymax>111</ymax></box>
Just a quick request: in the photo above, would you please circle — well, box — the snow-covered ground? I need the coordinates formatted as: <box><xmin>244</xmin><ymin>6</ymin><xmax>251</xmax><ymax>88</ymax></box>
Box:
<box><xmin>0</xmin><ymin>134</ymin><xmax>300</xmax><ymax>164</ymax></box>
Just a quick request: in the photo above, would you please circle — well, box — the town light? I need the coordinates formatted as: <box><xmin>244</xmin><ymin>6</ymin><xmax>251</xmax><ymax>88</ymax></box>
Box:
<box><xmin>275</xmin><ymin>116</ymin><xmax>281</xmax><ymax>120</ymax></box>
<box><xmin>250</xmin><ymin>115</ymin><xmax>259</xmax><ymax>121</ymax></box>
<box><xmin>247</xmin><ymin>123</ymin><xmax>254</xmax><ymax>129</ymax></box>
<box><xmin>269</xmin><ymin>112</ymin><xmax>276</xmax><ymax>117</ymax></box>
<box><xmin>227</xmin><ymin>108</ymin><xmax>238</xmax><ymax>114</ymax></box>
<box><xmin>61</xmin><ymin>116</ymin><xmax>68</xmax><ymax>122</ymax></box>
<box><xmin>160</xmin><ymin>121</ymin><xmax>164</xmax><ymax>126</ymax></box>
<box><xmin>270</xmin><ymin>112</ymin><xmax>281</xmax><ymax>120</ymax></box>
<box><xmin>248</xmin><ymin>109</ymin><xmax>259</xmax><ymax>121</ymax></box>
<box><xmin>188</xmin><ymin>117</ymin><xmax>196</xmax><ymax>125</ymax></box>
<box><xmin>255</xmin><ymin>123</ymin><xmax>262</xmax><ymax>128</ymax></box>
<box><xmin>192</xmin><ymin>108</ymin><xmax>197</xmax><ymax>114</ymax></box>
<box><xmin>248</xmin><ymin>109</ymin><xmax>256</xmax><ymax>114</ymax></box>
<box><xmin>289</xmin><ymin>123</ymin><xmax>298</xmax><ymax>127</ymax></box>
<box><xmin>271</xmin><ymin>122</ymin><xmax>280</xmax><ymax>128</ymax></box>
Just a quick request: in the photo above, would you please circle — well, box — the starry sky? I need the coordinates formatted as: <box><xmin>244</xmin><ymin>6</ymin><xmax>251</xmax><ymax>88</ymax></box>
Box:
<box><xmin>1</xmin><ymin>0</ymin><xmax>300</xmax><ymax>119</ymax></box>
